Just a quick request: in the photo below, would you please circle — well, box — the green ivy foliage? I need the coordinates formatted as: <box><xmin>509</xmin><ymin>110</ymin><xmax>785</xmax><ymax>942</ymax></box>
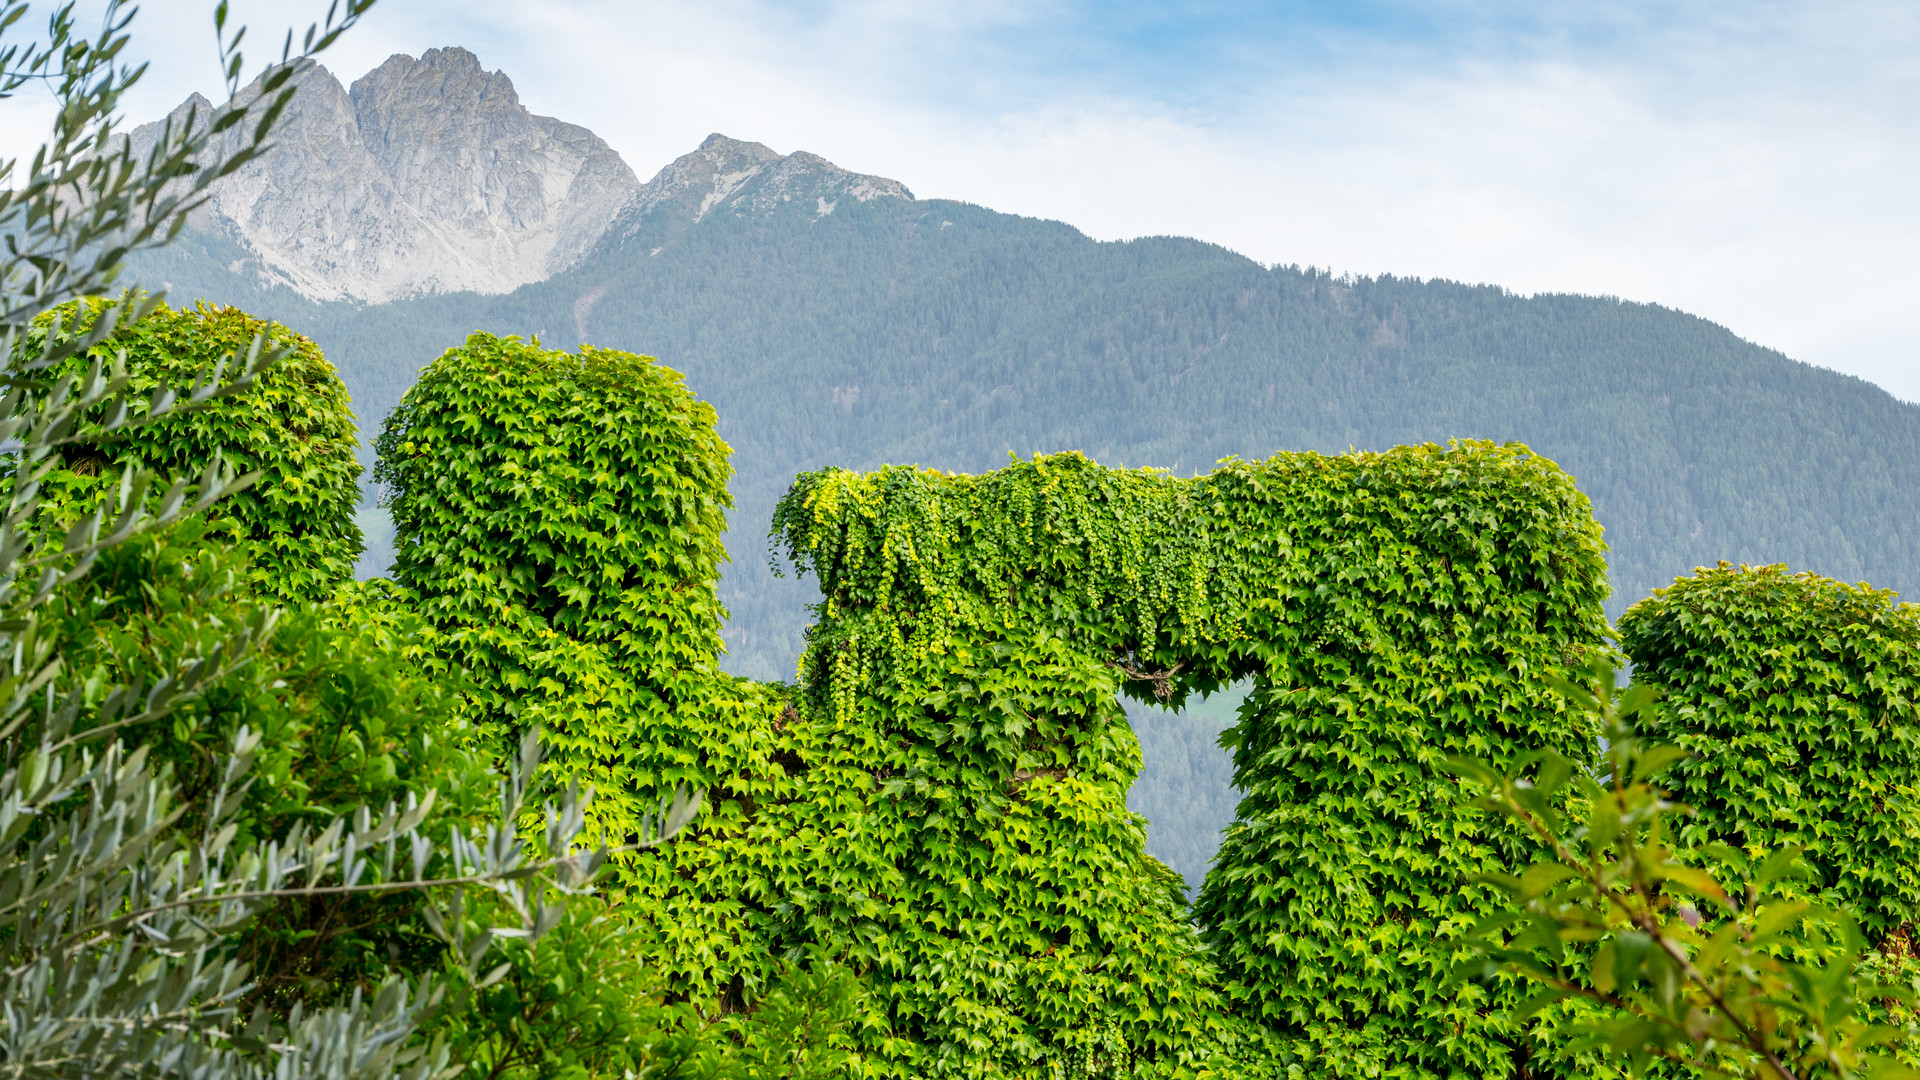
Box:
<box><xmin>372</xmin><ymin>334</ymin><xmax>813</xmax><ymax>1028</ymax></box>
<box><xmin>374</xmin><ymin>332</ymin><xmax>731</xmax><ymax>664</ymax></box>
<box><xmin>373</xmin><ymin>334</ymin><xmax>1616</xmax><ymax>1075</ymax></box>
<box><xmin>33</xmin><ymin>298</ymin><xmax>364</xmax><ymax>600</ymax></box>
<box><xmin>428</xmin><ymin>897</ymin><xmax>876</xmax><ymax>1080</ymax></box>
<box><xmin>1617</xmin><ymin>562</ymin><xmax>1920</xmax><ymax>944</ymax></box>
<box><xmin>44</xmin><ymin>517</ymin><xmax>495</xmax><ymax>1001</ymax></box>
<box><xmin>377</xmin><ymin>336</ymin><xmax>1201</xmax><ymax>1076</ymax></box>
<box><xmin>372</xmin><ymin>333</ymin><xmax>758</xmax><ymax>841</ymax></box>
<box><xmin>771</xmin><ymin>441</ymin><xmax>1614</xmax><ymax>1078</ymax></box>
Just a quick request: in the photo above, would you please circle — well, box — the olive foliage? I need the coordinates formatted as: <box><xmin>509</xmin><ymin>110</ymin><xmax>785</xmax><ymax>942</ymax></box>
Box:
<box><xmin>0</xmin><ymin>3</ymin><xmax>702</xmax><ymax>1078</ymax></box>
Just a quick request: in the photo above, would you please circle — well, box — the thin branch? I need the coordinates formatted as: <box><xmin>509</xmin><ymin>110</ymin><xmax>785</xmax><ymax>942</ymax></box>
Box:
<box><xmin>80</xmin><ymin>827</ymin><xmax>684</xmax><ymax>942</ymax></box>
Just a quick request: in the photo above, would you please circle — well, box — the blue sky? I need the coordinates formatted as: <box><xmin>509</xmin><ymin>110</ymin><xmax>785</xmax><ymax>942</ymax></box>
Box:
<box><xmin>9</xmin><ymin>1</ymin><xmax>1918</xmax><ymax>400</ymax></box>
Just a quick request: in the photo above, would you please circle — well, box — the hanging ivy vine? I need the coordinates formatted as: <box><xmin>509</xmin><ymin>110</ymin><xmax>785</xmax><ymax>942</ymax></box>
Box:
<box><xmin>773</xmin><ymin>441</ymin><xmax>1614</xmax><ymax>1078</ymax></box>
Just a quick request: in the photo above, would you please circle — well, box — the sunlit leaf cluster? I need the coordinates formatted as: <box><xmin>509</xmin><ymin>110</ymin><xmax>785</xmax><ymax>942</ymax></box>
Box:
<box><xmin>1620</xmin><ymin>564</ymin><xmax>1920</xmax><ymax>942</ymax></box>
<box><xmin>29</xmin><ymin>298</ymin><xmax>364</xmax><ymax>600</ymax></box>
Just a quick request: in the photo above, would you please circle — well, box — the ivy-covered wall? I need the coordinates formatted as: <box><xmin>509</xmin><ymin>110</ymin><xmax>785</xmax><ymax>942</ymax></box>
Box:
<box><xmin>379</xmin><ymin>339</ymin><xmax>1230</xmax><ymax>1076</ymax></box>
<box><xmin>304</xmin><ymin>323</ymin><xmax>1623</xmax><ymax>1075</ymax></box>
<box><xmin>773</xmin><ymin>443</ymin><xmax>1614</xmax><ymax>1077</ymax></box>
<box><xmin>34</xmin><ymin>298</ymin><xmax>363</xmax><ymax>600</ymax></box>
<box><xmin>1618</xmin><ymin>563</ymin><xmax>1920</xmax><ymax>944</ymax></box>
<box><xmin>374</xmin><ymin>332</ymin><xmax>770</xmax><ymax>836</ymax></box>
<box><xmin>86</xmin><ymin>297</ymin><xmax>1920</xmax><ymax>1077</ymax></box>
<box><xmin>374</xmin><ymin>334</ymin><xmax>814</xmax><ymax>1024</ymax></box>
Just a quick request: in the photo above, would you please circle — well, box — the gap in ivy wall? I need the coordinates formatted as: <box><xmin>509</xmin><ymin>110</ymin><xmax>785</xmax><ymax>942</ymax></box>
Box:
<box><xmin>1125</xmin><ymin>681</ymin><xmax>1249</xmax><ymax>896</ymax></box>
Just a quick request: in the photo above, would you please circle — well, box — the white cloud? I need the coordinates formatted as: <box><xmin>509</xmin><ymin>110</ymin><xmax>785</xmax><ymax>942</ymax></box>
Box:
<box><xmin>7</xmin><ymin>0</ymin><xmax>1918</xmax><ymax>400</ymax></box>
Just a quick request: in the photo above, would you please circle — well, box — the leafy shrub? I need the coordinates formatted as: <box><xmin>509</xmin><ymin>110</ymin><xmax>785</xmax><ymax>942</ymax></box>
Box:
<box><xmin>433</xmin><ymin>902</ymin><xmax>868</xmax><ymax>1080</ymax></box>
<box><xmin>0</xmin><ymin>2</ymin><xmax>642</xmax><ymax>1075</ymax></box>
<box><xmin>41</xmin><ymin>519</ymin><xmax>495</xmax><ymax>1000</ymax></box>
<box><xmin>373</xmin><ymin>333</ymin><xmax>799</xmax><ymax>1021</ymax></box>
<box><xmin>1617</xmin><ymin>563</ymin><xmax>1920</xmax><ymax>943</ymax></box>
<box><xmin>32</xmin><ymin>297</ymin><xmax>364</xmax><ymax>601</ymax></box>
<box><xmin>772</xmin><ymin>442</ymin><xmax>1613</xmax><ymax>1077</ymax></box>
<box><xmin>434</xmin><ymin>896</ymin><xmax>731</xmax><ymax>1080</ymax></box>
<box><xmin>50</xmin><ymin>522</ymin><xmax>486</xmax><ymax>838</ymax></box>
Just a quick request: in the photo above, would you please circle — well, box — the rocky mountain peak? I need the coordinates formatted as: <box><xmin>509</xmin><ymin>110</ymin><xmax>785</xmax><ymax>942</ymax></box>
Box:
<box><xmin>134</xmin><ymin>52</ymin><xmax>917</xmax><ymax>302</ymax></box>
<box><xmin>621</xmin><ymin>133</ymin><xmax>913</xmax><ymax>238</ymax></box>
<box><xmin>137</xmin><ymin>49</ymin><xmax>640</xmax><ymax>303</ymax></box>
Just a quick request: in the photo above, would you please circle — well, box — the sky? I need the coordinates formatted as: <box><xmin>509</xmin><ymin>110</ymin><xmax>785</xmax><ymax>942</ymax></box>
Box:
<box><xmin>6</xmin><ymin>0</ymin><xmax>1918</xmax><ymax>402</ymax></box>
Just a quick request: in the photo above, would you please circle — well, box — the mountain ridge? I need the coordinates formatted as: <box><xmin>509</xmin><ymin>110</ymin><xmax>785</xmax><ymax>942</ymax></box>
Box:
<box><xmin>130</xmin><ymin>47</ymin><xmax>639</xmax><ymax>302</ymax></box>
<box><xmin>133</xmin><ymin>51</ymin><xmax>923</xmax><ymax>308</ymax></box>
<box><xmin>618</xmin><ymin>132</ymin><xmax>913</xmax><ymax>234</ymax></box>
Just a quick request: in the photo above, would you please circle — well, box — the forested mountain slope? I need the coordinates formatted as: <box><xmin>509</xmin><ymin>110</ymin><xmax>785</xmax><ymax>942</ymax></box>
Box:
<box><xmin>130</xmin><ymin>130</ymin><xmax>1920</xmax><ymax>890</ymax></box>
<box><xmin>134</xmin><ymin>137</ymin><xmax>1920</xmax><ymax>690</ymax></box>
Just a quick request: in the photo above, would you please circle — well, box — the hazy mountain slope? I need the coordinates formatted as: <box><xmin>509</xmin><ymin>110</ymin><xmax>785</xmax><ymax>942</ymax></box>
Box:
<box><xmin>558</xmin><ymin>186</ymin><xmax>1920</xmax><ymax>675</ymax></box>
<box><xmin>134</xmin><ymin>136</ymin><xmax>1920</xmax><ymax>682</ymax></box>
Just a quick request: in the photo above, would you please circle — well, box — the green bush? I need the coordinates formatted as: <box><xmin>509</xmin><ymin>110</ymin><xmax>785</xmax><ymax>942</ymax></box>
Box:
<box><xmin>433</xmin><ymin>896</ymin><xmax>734</xmax><ymax>1080</ymax></box>
<box><xmin>373</xmin><ymin>334</ymin><xmax>794</xmax><ymax>1009</ymax></box>
<box><xmin>373</xmin><ymin>333</ymin><xmax>759</xmax><ymax>842</ymax></box>
<box><xmin>0</xmin><ymin>2</ymin><xmax>618</xmax><ymax>1074</ymax></box>
<box><xmin>1454</xmin><ymin>663</ymin><xmax>1920</xmax><ymax>1080</ymax></box>
<box><xmin>24</xmin><ymin>304</ymin><xmax>484</xmax><ymax>1001</ymax></box>
<box><xmin>432</xmin><ymin>898</ymin><xmax>869</xmax><ymax>1080</ymax></box>
<box><xmin>21</xmin><ymin>294</ymin><xmax>491</xmax><ymax>999</ymax></box>
<box><xmin>42</xmin><ymin>513</ymin><xmax>496</xmax><ymax>1004</ymax></box>
<box><xmin>50</xmin><ymin>523</ymin><xmax>487</xmax><ymax>838</ymax></box>
<box><xmin>772</xmin><ymin>442</ymin><xmax>1613</xmax><ymax>1077</ymax></box>
<box><xmin>32</xmin><ymin>298</ymin><xmax>364</xmax><ymax>600</ymax></box>
<box><xmin>1617</xmin><ymin>562</ymin><xmax>1920</xmax><ymax>944</ymax></box>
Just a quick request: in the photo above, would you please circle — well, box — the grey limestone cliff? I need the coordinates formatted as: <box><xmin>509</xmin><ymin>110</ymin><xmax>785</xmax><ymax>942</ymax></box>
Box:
<box><xmin>135</xmin><ymin>48</ymin><xmax>640</xmax><ymax>303</ymax></box>
<box><xmin>131</xmin><ymin>50</ymin><xmax>918</xmax><ymax>304</ymax></box>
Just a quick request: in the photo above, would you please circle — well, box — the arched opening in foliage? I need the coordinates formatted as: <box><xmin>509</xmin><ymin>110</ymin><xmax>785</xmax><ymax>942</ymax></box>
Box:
<box><xmin>771</xmin><ymin>443</ymin><xmax>1614</xmax><ymax>1075</ymax></box>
